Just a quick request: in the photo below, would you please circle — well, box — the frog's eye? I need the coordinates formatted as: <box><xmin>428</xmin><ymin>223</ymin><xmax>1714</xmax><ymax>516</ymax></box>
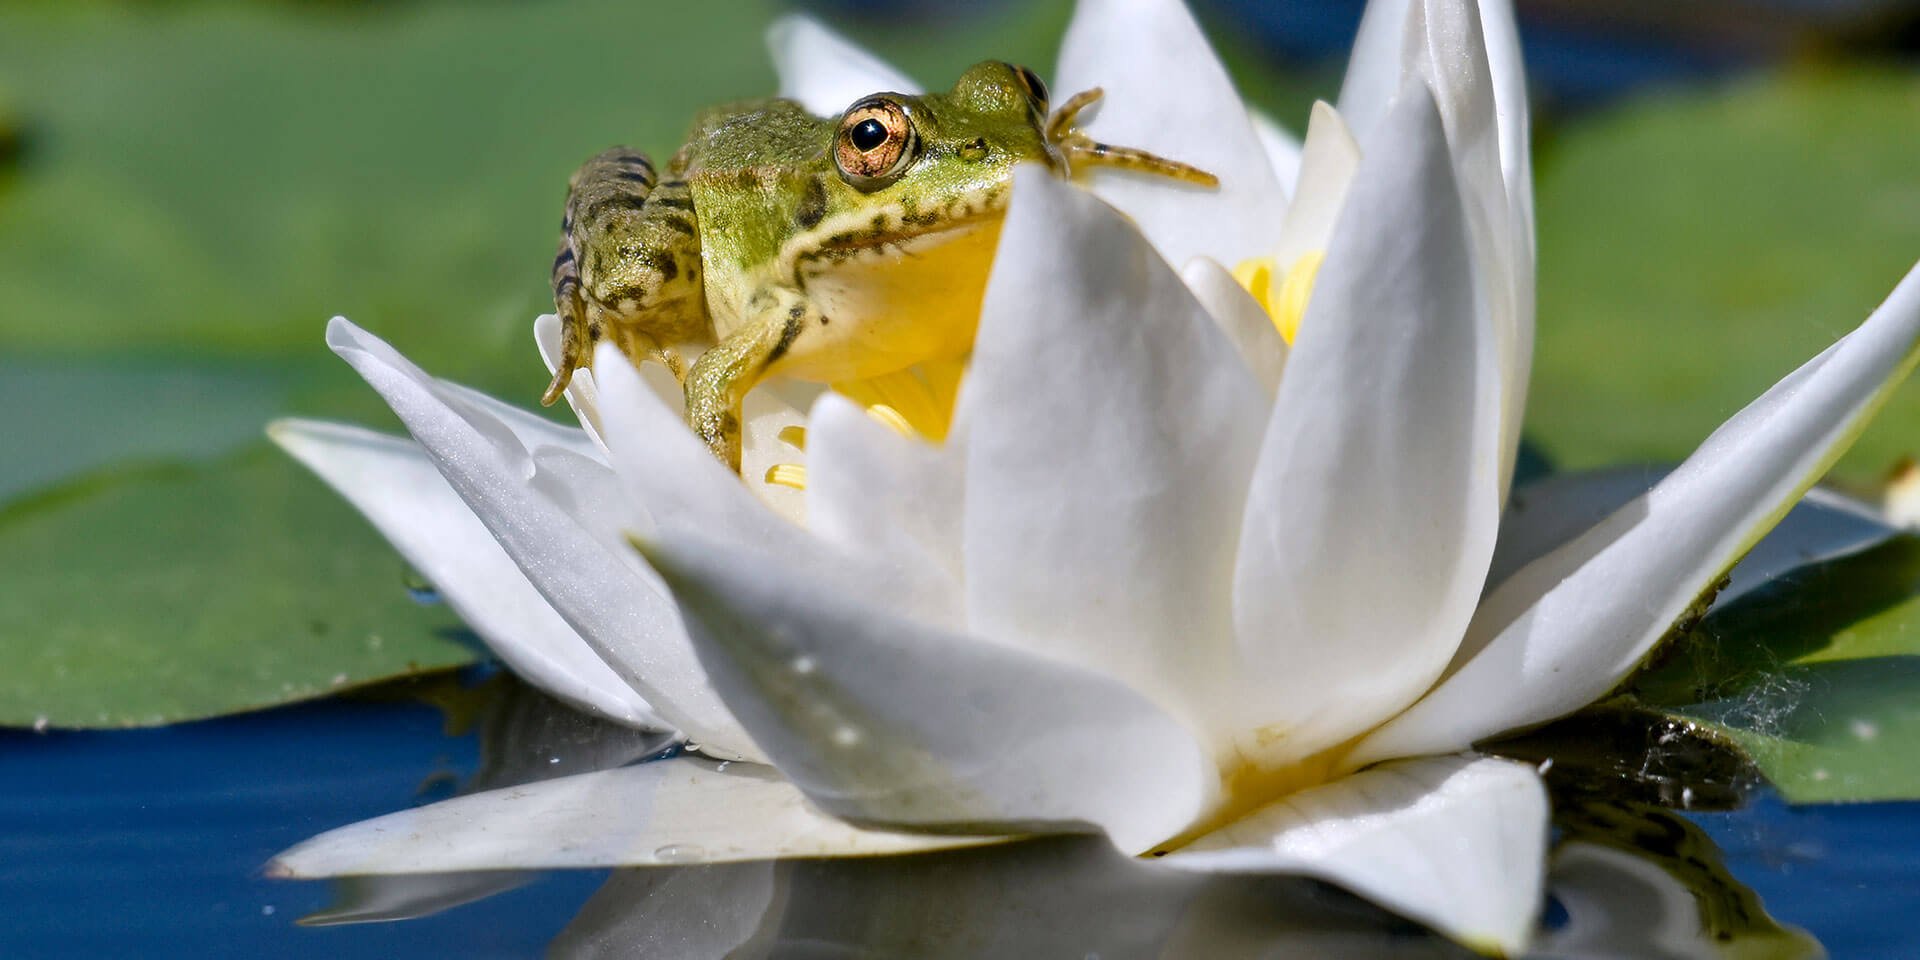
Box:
<box><xmin>835</xmin><ymin>97</ymin><xmax>917</xmax><ymax>190</ymax></box>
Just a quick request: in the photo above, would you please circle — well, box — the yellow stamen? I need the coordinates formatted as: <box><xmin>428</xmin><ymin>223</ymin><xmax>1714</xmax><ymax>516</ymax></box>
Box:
<box><xmin>1272</xmin><ymin>251</ymin><xmax>1325</xmax><ymax>345</ymax></box>
<box><xmin>1231</xmin><ymin>257</ymin><xmax>1277</xmax><ymax>317</ymax></box>
<box><xmin>863</xmin><ymin>403</ymin><xmax>915</xmax><ymax>438</ymax></box>
<box><xmin>1232</xmin><ymin>250</ymin><xmax>1326</xmax><ymax>346</ymax></box>
<box><xmin>777</xmin><ymin>424</ymin><xmax>808</xmax><ymax>451</ymax></box>
<box><xmin>832</xmin><ymin>358</ymin><xmax>967</xmax><ymax>442</ymax></box>
<box><xmin>764</xmin><ymin>463</ymin><xmax>809</xmax><ymax>490</ymax></box>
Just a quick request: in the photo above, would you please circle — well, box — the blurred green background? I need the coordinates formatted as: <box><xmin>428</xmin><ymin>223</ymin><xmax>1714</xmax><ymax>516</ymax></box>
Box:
<box><xmin>4</xmin><ymin>0</ymin><xmax>1920</xmax><ymax>726</ymax></box>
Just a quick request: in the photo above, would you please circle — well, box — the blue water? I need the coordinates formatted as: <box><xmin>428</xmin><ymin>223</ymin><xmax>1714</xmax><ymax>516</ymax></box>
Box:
<box><xmin>4</xmin><ymin>674</ymin><xmax>1917</xmax><ymax>957</ymax></box>
<box><xmin>0</xmin><ymin>690</ymin><xmax>605</xmax><ymax>959</ymax></box>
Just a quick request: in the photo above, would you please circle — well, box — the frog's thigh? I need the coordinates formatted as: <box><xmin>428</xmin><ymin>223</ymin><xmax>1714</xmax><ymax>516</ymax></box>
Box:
<box><xmin>685</xmin><ymin>289</ymin><xmax>820</xmax><ymax>470</ymax></box>
<box><xmin>580</xmin><ymin>181</ymin><xmax>707</xmax><ymax>349</ymax></box>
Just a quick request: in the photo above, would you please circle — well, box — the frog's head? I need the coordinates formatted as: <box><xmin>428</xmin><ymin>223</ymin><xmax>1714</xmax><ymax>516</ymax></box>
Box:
<box><xmin>825</xmin><ymin>61</ymin><xmax>1058</xmax><ymax>210</ymax></box>
<box><xmin>826</xmin><ymin>60</ymin><xmax>1214</xmax><ymax>209</ymax></box>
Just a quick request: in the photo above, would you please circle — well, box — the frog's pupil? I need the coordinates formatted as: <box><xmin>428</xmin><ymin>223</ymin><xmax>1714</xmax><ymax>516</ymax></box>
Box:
<box><xmin>851</xmin><ymin>118</ymin><xmax>889</xmax><ymax>152</ymax></box>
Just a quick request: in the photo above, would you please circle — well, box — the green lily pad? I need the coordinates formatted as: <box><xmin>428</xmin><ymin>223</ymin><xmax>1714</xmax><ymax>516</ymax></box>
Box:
<box><xmin>1630</xmin><ymin>537</ymin><xmax>1920</xmax><ymax>802</ymax></box>
<box><xmin>0</xmin><ymin>357</ymin><xmax>291</xmax><ymax>504</ymax></box>
<box><xmin>0</xmin><ymin>446</ymin><xmax>474</xmax><ymax>728</ymax></box>
<box><xmin>1529</xmin><ymin>66</ymin><xmax>1920</xmax><ymax>484</ymax></box>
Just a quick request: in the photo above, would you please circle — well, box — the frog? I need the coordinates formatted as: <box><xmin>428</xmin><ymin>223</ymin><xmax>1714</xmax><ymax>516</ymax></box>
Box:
<box><xmin>545</xmin><ymin>60</ymin><xmax>1216</xmax><ymax>471</ymax></box>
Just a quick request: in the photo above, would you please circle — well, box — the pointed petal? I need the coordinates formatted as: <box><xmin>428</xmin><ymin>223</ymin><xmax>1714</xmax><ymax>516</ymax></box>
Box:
<box><xmin>804</xmin><ymin>392</ymin><xmax>964</xmax><ymax>594</ymax></box>
<box><xmin>1163</xmin><ymin>755</ymin><xmax>1546</xmax><ymax>956</ymax></box>
<box><xmin>1053</xmin><ymin>0</ymin><xmax>1288</xmax><ymax>267</ymax></box>
<box><xmin>270</xmin><ymin>419</ymin><xmax>657</xmax><ymax>728</ymax></box>
<box><xmin>1181</xmin><ymin>257</ymin><xmax>1287</xmax><ymax>396</ymax></box>
<box><xmin>268</xmin><ymin>759</ymin><xmax>990</xmax><ymax>876</ymax></box>
<box><xmin>963</xmin><ymin>169</ymin><xmax>1268</xmax><ymax>735</ymax></box>
<box><xmin>1355</xmin><ymin>260</ymin><xmax>1920</xmax><ymax>765</ymax></box>
<box><xmin>326</xmin><ymin>317</ymin><xmax>759</xmax><ymax>759</ymax></box>
<box><xmin>766</xmin><ymin>14</ymin><xmax>921</xmax><ymax>118</ymax></box>
<box><xmin>1232</xmin><ymin>79</ymin><xmax>1500</xmax><ymax>766</ymax></box>
<box><xmin>1271</xmin><ymin>101</ymin><xmax>1360</xmax><ymax>270</ymax></box>
<box><xmin>639</xmin><ymin>527</ymin><xmax>1220</xmax><ymax>855</ymax></box>
<box><xmin>1250</xmin><ymin>109</ymin><xmax>1303</xmax><ymax>201</ymax></box>
<box><xmin>1491</xmin><ymin>467</ymin><xmax>1897</xmax><ymax>605</ymax></box>
<box><xmin>1342</xmin><ymin>0</ymin><xmax>1535</xmax><ymax>490</ymax></box>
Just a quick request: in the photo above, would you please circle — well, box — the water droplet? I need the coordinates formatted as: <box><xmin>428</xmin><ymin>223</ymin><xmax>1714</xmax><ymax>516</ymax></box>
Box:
<box><xmin>1812</xmin><ymin>767</ymin><xmax>1832</xmax><ymax>781</ymax></box>
<box><xmin>791</xmin><ymin>655</ymin><xmax>817</xmax><ymax>675</ymax></box>
<box><xmin>1851</xmin><ymin>719</ymin><xmax>1880</xmax><ymax>741</ymax></box>
<box><xmin>714</xmin><ymin>761</ymin><xmax>732</xmax><ymax>772</ymax></box>
<box><xmin>31</xmin><ymin>715</ymin><xmax>48</xmax><ymax>733</ymax></box>
<box><xmin>261</xmin><ymin>904</ymin><xmax>276</xmax><ymax>916</ymax></box>
<box><xmin>402</xmin><ymin>571</ymin><xmax>443</xmax><ymax>606</ymax></box>
<box><xmin>831</xmin><ymin>726</ymin><xmax>862</xmax><ymax>748</ymax></box>
<box><xmin>654</xmin><ymin>843</ymin><xmax>706</xmax><ymax>863</ymax></box>
<box><xmin>1680</xmin><ymin>786</ymin><xmax>1695</xmax><ymax>808</ymax></box>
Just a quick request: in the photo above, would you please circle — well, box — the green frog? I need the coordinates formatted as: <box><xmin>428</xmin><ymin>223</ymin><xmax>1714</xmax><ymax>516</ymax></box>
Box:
<box><xmin>545</xmin><ymin>60</ymin><xmax>1215</xmax><ymax>470</ymax></box>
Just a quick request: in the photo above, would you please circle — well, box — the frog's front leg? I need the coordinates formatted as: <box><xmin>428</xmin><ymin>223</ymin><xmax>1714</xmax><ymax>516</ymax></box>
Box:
<box><xmin>685</xmin><ymin>287</ymin><xmax>819</xmax><ymax>471</ymax></box>
<box><xmin>545</xmin><ymin>147</ymin><xmax>708</xmax><ymax>406</ymax></box>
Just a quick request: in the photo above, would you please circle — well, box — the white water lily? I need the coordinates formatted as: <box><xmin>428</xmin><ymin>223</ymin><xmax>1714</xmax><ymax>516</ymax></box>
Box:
<box><xmin>265</xmin><ymin>0</ymin><xmax>1920</xmax><ymax>954</ymax></box>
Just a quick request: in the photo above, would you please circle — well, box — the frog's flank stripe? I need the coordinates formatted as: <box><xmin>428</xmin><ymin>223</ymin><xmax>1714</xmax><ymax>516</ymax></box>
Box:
<box><xmin>582</xmin><ymin>192</ymin><xmax>650</xmax><ymax>222</ymax></box>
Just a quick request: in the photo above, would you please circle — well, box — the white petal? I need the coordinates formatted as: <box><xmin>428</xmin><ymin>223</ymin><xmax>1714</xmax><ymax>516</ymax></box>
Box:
<box><xmin>736</xmin><ymin>387</ymin><xmax>812</xmax><ymax>526</ymax></box>
<box><xmin>269</xmin><ymin>419</ymin><xmax>657</xmax><ymax>728</ymax></box>
<box><xmin>1181</xmin><ymin>257</ymin><xmax>1287</xmax><ymax>396</ymax></box>
<box><xmin>587</xmin><ymin>344</ymin><xmax>946</xmax><ymax>621</ymax></box>
<box><xmin>1271</xmin><ymin>101</ymin><xmax>1360</xmax><ymax>270</ymax></box>
<box><xmin>1163</xmin><ymin>755</ymin><xmax>1546</xmax><ymax>956</ymax></box>
<box><xmin>1491</xmin><ymin>467</ymin><xmax>1896</xmax><ymax>605</ymax></box>
<box><xmin>267</xmin><ymin>758</ymin><xmax>990</xmax><ymax>876</ymax></box>
<box><xmin>326</xmin><ymin>317</ymin><xmax>759</xmax><ymax>759</ymax></box>
<box><xmin>1232</xmin><ymin>79</ymin><xmax>1499</xmax><ymax>766</ymax></box>
<box><xmin>963</xmin><ymin>169</ymin><xmax>1268</xmax><ymax>736</ymax></box>
<box><xmin>1342</xmin><ymin>0</ymin><xmax>1535</xmax><ymax>491</ymax></box>
<box><xmin>804</xmin><ymin>392</ymin><xmax>965</xmax><ymax>600</ymax></box>
<box><xmin>1355</xmin><ymin>260</ymin><xmax>1920</xmax><ymax>765</ymax></box>
<box><xmin>639</xmin><ymin>527</ymin><xmax>1220</xmax><ymax>856</ymax></box>
<box><xmin>554</xmin><ymin>835</ymin><xmax>1483</xmax><ymax>959</ymax></box>
<box><xmin>1053</xmin><ymin>0</ymin><xmax>1288</xmax><ymax>267</ymax></box>
<box><xmin>298</xmin><ymin>873</ymin><xmax>534</xmax><ymax>926</ymax></box>
<box><xmin>552</xmin><ymin>861</ymin><xmax>779</xmax><ymax>959</ymax></box>
<box><xmin>1250</xmin><ymin>109</ymin><xmax>1303</xmax><ymax>201</ymax></box>
<box><xmin>765</xmin><ymin>14</ymin><xmax>921</xmax><ymax>118</ymax></box>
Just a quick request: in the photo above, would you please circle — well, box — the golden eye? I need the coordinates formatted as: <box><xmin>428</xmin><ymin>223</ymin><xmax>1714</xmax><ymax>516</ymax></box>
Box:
<box><xmin>834</xmin><ymin>97</ymin><xmax>916</xmax><ymax>189</ymax></box>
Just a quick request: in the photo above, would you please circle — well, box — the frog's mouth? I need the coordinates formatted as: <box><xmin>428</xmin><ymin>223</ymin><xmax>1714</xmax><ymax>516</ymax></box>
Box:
<box><xmin>814</xmin><ymin>206</ymin><xmax>1002</xmax><ymax>257</ymax></box>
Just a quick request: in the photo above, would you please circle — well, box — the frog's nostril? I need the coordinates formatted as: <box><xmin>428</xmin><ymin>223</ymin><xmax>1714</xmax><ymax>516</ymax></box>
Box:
<box><xmin>959</xmin><ymin>137</ymin><xmax>989</xmax><ymax>162</ymax></box>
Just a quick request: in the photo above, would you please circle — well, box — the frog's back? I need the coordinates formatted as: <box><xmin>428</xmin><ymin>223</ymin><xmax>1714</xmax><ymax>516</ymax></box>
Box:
<box><xmin>679</xmin><ymin>98</ymin><xmax>833</xmax><ymax>288</ymax></box>
<box><xmin>675</xmin><ymin>98</ymin><xmax>830</xmax><ymax>179</ymax></box>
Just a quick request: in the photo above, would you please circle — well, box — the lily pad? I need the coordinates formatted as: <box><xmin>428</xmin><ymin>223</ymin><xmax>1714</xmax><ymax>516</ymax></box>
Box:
<box><xmin>0</xmin><ymin>447</ymin><xmax>475</xmax><ymax>728</ymax></box>
<box><xmin>0</xmin><ymin>357</ymin><xmax>291</xmax><ymax>504</ymax></box>
<box><xmin>1629</xmin><ymin>536</ymin><xmax>1920</xmax><ymax>803</ymax></box>
<box><xmin>1528</xmin><ymin>66</ymin><xmax>1920</xmax><ymax>483</ymax></box>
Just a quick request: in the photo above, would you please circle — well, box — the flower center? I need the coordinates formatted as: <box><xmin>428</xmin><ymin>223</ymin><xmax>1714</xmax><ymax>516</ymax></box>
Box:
<box><xmin>1231</xmin><ymin>250</ymin><xmax>1326</xmax><ymax>345</ymax></box>
<box><xmin>762</xmin><ymin>358</ymin><xmax>968</xmax><ymax>491</ymax></box>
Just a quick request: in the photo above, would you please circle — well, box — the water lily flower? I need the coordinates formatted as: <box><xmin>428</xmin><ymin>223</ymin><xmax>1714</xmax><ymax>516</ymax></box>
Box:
<box><xmin>265</xmin><ymin>0</ymin><xmax>1920</xmax><ymax>953</ymax></box>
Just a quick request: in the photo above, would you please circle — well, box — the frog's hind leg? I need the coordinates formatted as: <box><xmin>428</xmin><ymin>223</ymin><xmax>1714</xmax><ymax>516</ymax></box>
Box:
<box><xmin>543</xmin><ymin>147</ymin><xmax>703</xmax><ymax>406</ymax></box>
